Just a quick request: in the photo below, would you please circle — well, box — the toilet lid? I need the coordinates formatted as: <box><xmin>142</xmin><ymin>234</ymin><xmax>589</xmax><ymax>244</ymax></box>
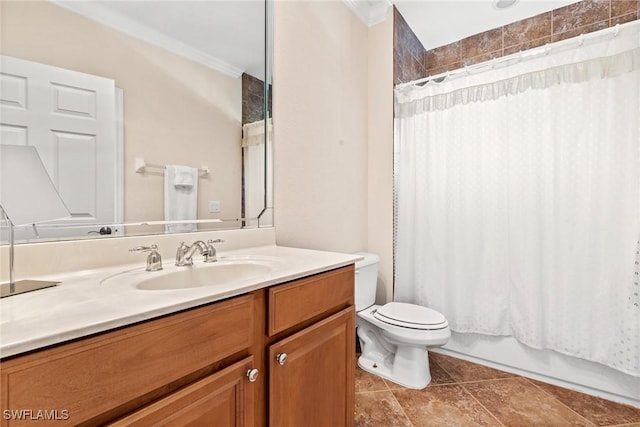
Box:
<box><xmin>374</xmin><ymin>302</ymin><xmax>448</xmax><ymax>330</ymax></box>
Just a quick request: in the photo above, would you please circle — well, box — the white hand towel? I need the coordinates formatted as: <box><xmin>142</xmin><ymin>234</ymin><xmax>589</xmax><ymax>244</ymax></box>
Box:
<box><xmin>164</xmin><ymin>165</ymin><xmax>198</xmax><ymax>233</ymax></box>
<box><xmin>174</xmin><ymin>171</ymin><xmax>194</xmax><ymax>188</ymax></box>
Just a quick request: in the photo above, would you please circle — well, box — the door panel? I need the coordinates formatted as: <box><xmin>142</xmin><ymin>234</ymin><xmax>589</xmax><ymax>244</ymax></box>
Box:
<box><xmin>269</xmin><ymin>307</ymin><xmax>355</xmax><ymax>427</ymax></box>
<box><xmin>110</xmin><ymin>357</ymin><xmax>256</xmax><ymax>427</ymax></box>
<box><xmin>0</xmin><ymin>55</ymin><xmax>119</xmax><ymax>239</ymax></box>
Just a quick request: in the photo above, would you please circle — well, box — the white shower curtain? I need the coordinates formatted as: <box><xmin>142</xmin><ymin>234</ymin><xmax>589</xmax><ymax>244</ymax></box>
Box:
<box><xmin>394</xmin><ymin>24</ymin><xmax>640</xmax><ymax>376</ymax></box>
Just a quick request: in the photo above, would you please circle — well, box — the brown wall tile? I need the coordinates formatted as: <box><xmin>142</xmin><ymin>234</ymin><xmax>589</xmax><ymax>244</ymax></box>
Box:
<box><xmin>425</xmin><ymin>41</ymin><xmax>461</xmax><ymax>70</ymax></box>
<box><xmin>397</xmin><ymin>21</ymin><xmax>425</xmax><ymax>62</ymax></box>
<box><xmin>242</xmin><ymin>73</ymin><xmax>270</xmax><ymax>125</ymax></box>
<box><xmin>612</xmin><ymin>11</ymin><xmax>640</xmax><ymax>24</ymax></box>
<box><xmin>401</xmin><ymin>1</ymin><xmax>640</xmax><ymax>80</ymax></box>
<box><xmin>503</xmin><ymin>36</ymin><xmax>551</xmax><ymax>56</ymax></box>
<box><xmin>395</xmin><ymin>52</ymin><xmax>425</xmax><ymax>85</ymax></box>
<box><xmin>503</xmin><ymin>12</ymin><xmax>551</xmax><ymax>48</ymax></box>
<box><xmin>427</xmin><ymin>61</ymin><xmax>462</xmax><ymax>77</ymax></box>
<box><xmin>462</xmin><ymin>27</ymin><xmax>502</xmax><ymax>59</ymax></box>
<box><xmin>611</xmin><ymin>0</ymin><xmax>639</xmax><ymax>18</ymax></box>
<box><xmin>551</xmin><ymin>20</ymin><xmax>609</xmax><ymax>42</ymax></box>
<box><xmin>394</xmin><ymin>6</ymin><xmax>427</xmax><ymax>84</ymax></box>
<box><xmin>462</xmin><ymin>51</ymin><xmax>502</xmax><ymax>67</ymax></box>
<box><xmin>552</xmin><ymin>0</ymin><xmax>610</xmax><ymax>34</ymax></box>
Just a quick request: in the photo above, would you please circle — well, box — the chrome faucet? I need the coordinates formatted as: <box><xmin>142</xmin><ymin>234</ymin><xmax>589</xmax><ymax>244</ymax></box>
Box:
<box><xmin>130</xmin><ymin>244</ymin><xmax>163</xmax><ymax>271</ymax></box>
<box><xmin>204</xmin><ymin>239</ymin><xmax>225</xmax><ymax>263</ymax></box>
<box><xmin>175</xmin><ymin>241</ymin><xmax>209</xmax><ymax>266</ymax></box>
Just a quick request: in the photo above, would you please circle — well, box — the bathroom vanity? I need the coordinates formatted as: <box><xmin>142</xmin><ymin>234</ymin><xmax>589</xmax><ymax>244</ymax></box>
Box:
<box><xmin>0</xmin><ymin>245</ymin><xmax>358</xmax><ymax>427</ymax></box>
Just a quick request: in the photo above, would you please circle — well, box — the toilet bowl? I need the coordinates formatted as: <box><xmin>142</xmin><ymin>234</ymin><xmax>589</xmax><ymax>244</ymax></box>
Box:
<box><xmin>354</xmin><ymin>253</ymin><xmax>450</xmax><ymax>389</ymax></box>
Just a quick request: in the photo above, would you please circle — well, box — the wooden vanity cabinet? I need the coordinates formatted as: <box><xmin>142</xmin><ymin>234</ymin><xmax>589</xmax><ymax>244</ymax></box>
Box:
<box><xmin>109</xmin><ymin>357</ymin><xmax>256</xmax><ymax>427</ymax></box>
<box><xmin>0</xmin><ymin>295</ymin><xmax>258</xmax><ymax>427</ymax></box>
<box><xmin>268</xmin><ymin>308</ymin><xmax>354</xmax><ymax>427</ymax></box>
<box><xmin>267</xmin><ymin>266</ymin><xmax>356</xmax><ymax>427</ymax></box>
<box><xmin>0</xmin><ymin>265</ymin><xmax>355</xmax><ymax>427</ymax></box>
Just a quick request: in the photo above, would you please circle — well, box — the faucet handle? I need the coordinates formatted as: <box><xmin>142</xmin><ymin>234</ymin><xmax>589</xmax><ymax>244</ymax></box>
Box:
<box><xmin>130</xmin><ymin>244</ymin><xmax>163</xmax><ymax>271</ymax></box>
<box><xmin>130</xmin><ymin>244</ymin><xmax>159</xmax><ymax>253</ymax></box>
<box><xmin>204</xmin><ymin>239</ymin><xmax>225</xmax><ymax>263</ymax></box>
<box><xmin>145</xmin><ymin>250</ymin><xmax>163</xmax><ymax>272</ymax></box>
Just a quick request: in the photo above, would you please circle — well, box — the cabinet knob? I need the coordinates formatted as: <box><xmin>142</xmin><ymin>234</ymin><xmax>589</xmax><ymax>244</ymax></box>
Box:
<box><xmin>246</xmin><ymin>368</ymin><xmax>259</xmax><ymax>382</ymax></box>
<box><xmin>276</xmin><ymin>353</ymin><xmax>288</xmax><ymax>365</ymax></box>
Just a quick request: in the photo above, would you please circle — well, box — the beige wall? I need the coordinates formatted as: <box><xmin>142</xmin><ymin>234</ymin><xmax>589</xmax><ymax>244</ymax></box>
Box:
<box><xmin>3</xmin><ymin>0</ymin><xmax>397</xmax><ymax>302</ymax></box>
<box><xmin>1</xmin><ymin>1</ymin><xmax>242</xmax><ymax>226</ymax></box>
<box><xmin>367</xmin><ymin>13</ymin><xmax>394</xmax><ymax>304</ymax></box>
<box><xmin>273</xmin><ymin>1</ymin><xmax>395</xmax><ymax>303</ymax></box>
<box><xmin>273</xmin><ymin>0</ymin><xmax>369</xmax><ymax>254</ymax></box>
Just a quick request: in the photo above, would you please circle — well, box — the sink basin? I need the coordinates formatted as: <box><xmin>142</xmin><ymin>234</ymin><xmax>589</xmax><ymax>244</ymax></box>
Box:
<box><xmin>135</xmin><ymin>262</ymin><xmax>272</xmax><ymax>291</ymax></box>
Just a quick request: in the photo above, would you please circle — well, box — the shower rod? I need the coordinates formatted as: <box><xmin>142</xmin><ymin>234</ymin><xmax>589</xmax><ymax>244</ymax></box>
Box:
<box><xmin>396</xmin><ymin>20</ymin><xmax>638</xmax><ymax>90</ymax></box>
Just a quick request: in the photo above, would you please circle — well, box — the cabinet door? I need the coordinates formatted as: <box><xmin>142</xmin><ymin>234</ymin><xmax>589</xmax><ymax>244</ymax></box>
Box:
<box><xmin>269</xmin><ymin>307</ymin><xmax>355</xmax><ymax>427</ymax></box>
<box><xmin>110</xmin><ymin>357</ymin><xmax>257</xmax><ymax>427</ymax></box>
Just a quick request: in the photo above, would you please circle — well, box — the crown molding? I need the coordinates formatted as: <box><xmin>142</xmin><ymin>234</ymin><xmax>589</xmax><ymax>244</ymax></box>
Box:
<box><xmin>49</xmin><ymin>1</ymin><xmax>243</xmax><ymax>78</ymax></box>
<box><xmin>343</xmin><ymin>0</ymin><xmax>392</xmax><ymax>27</ymax></box>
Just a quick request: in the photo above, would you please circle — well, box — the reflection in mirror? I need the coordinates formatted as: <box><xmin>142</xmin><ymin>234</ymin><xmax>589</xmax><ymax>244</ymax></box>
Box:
<box><xmin>0</xmin><ymin>0</ymin><xmax>272</xmax><ymax>244</ymax></box>
<box><xmin>0</xmin><ymin>145</ymin><xmax>70</xmax><ymax>296</ymax></box>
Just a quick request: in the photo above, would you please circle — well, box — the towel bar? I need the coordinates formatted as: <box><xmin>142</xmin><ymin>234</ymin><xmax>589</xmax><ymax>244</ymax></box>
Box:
<box><xmin>134</xmin><ymin>157</ymin><xmax>209</xmax><ymax>177</ymax></box>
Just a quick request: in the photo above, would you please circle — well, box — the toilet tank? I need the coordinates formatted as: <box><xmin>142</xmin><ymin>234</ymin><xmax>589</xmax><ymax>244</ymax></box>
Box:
<box><xmin>354</xmin><ymin>252</ymin><xmax>379</xmax><ymax>311</ymax></box>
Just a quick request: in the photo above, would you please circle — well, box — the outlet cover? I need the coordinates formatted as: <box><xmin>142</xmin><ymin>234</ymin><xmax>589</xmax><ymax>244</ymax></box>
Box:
<box><xmin>208</xmin><ymin>200</ymin><xmax>221</xmax><ymax>213</ymax></box>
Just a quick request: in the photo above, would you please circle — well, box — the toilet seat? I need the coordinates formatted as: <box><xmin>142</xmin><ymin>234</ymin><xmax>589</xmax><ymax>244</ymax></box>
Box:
<box><xmin>374</xmin><ymin>302</ymin><xmax>448</xmax><ymax>330</ymax></box>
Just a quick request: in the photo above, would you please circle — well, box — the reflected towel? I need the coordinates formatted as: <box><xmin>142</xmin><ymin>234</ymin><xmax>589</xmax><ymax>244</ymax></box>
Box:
<box><xmin>173</xmin><ymin>170</ymin><xmax>194</xmax><ymax>188</ymax></box>
<box><xmin>164</xmin><ymin>165</ymin><xmax>198</xmax><ymax>233</ymax></box>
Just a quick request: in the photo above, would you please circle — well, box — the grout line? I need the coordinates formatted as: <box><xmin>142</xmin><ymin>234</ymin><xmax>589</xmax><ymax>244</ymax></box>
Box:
<box><xmin>459</xmin><ymin>383</ymin><xmax>507</xmax><ymax>427</ymax></box>
<box><xmin>384</xmin><ymin>382</ymin><xmax>406</xmax><ymax>391</ymax></box>
<box><xmin>355</xmin><ymin>389</ymin><xmax>398</xmax><ymax>395</ymax></box>
<box><xmin>609</xmin><ymin>0</ymin><xmax>612</xmax><ymax>26</ymax></box>
<box><xmin>383</xmin><ymin>381</ymin><xmax>456</xmax><ymax>392</ymax></box>
<box><xmin>502</xmin><ymin>36</ymin><xmax>551</xmax><ymax>55</ymax></box>
<box><xmin>605</xmin><ymin>423</ymin><xmax>640</xmax><ymax>427</ymax></box>
<box><xmin>382</xmin><ymin>376</ymin><xmax>392</xmax><ymax>392</ymax></box>
<box><xmin>355</xmin><ymin>369</ymin><xmax>392</xmax><ymax>394</ymax></box>
<box><xmin>354</xmin><ymin>389</ymin><xmax>415</xmax><ymax>427</ymax></box>
<box><xmin>428</xmin><ymin>358</ymin><xmax>458</xmax><ymax>383</ymax></box>
<box><xmin>452</xmin><ymin>377</ymin><xmax>520</xmax><ymax>386</ymax></box>
<box><xmin>387</xmin><ymin>387</ymin><xmax>415</xmax><ymax>427</ymax></box>
<box><xmin>429</xmin><ymin>357</ymin><xmax>518</xmax><ymax>386</ymax></box>
<box><xmin>521</xmin><ymin>377</ymin><xmax>597</xmax><ymax>427</ymax></box>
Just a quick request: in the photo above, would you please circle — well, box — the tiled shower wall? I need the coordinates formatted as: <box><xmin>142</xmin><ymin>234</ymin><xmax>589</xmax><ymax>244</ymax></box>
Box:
<box><xmin>393</xmin><ymin>7</ymin><xmax>427</xmax><ymax>85</ymax></box>
<box><xmin>394</xmin><ymin>0</ymin><xmax>640</xmax><ymax>84</ymax></box>
<box><xmin>242</xmin><ymin>73</ymin><xmax>272</xmax><ymax>125</ymax></box>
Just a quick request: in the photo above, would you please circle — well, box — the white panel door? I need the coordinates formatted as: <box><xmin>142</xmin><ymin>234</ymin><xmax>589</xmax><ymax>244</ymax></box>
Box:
<box><xmin>0</xmin><ymin>55</ymin><xmax>118</xmax><ymax>239</ymax></box>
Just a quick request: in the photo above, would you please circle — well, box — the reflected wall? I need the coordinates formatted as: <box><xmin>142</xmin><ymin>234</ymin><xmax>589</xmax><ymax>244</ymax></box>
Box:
<box><xmin>1</xmin><ymin>1</ymin><xmax>254</xmax><ymax>239</ymax></box>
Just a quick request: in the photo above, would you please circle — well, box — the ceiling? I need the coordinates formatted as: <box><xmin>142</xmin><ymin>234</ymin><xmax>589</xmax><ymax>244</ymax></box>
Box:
<box><xmin>51</xmin><ymin>1</ymin><xmax>266</xmax><ymax>79</ymax></box>
<box><xmin>392</xmin><ymin>0</ymin><xmax>582</xmax><ymax>50</ymax></box>
<box><xmin>52</xmin><ymin>0</ymin><xmax>582</xmax><ymax>78</ymax></box>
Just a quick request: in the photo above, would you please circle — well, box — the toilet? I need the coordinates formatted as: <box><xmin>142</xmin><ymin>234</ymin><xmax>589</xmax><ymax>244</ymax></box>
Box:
<box><xmin>355</xmin><ymin>252</ymin><xmax>451</xmax><ymax>389</ymax></box>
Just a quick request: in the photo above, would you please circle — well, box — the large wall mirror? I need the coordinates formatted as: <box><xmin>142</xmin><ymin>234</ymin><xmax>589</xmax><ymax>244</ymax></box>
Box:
<box><xmin>0</xmin><ymin>0</ymin><xmax>273</xmax><ymax>244</ymax></box>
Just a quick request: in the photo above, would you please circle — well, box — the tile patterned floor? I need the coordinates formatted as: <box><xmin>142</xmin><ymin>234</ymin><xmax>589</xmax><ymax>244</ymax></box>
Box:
<box><xmin>355</xmin><ymin>352</ymin><xmax>640</xmax><ymax>427</ymax></box>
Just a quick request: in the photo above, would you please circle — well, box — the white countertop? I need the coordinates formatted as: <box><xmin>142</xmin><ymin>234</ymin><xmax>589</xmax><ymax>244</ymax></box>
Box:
<box><xmin>0</xmin><ymin>245</ymin><xmax>361</xmax><ymax>358</ymax></box>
